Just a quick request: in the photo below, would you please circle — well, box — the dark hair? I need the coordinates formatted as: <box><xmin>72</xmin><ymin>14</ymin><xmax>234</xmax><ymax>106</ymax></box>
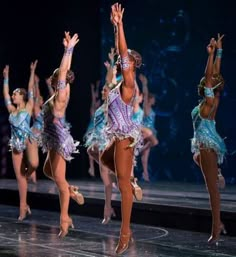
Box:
<box><xmin>51</xmin><ymin>68</ymin><xmax>75</xmax><ymax>86</ymax></box>
<box><xmin>198</xmin><ymin>74</ymin><xmax>225</xmax><ymax>97</ymax></box>
<box><xmin>14</xmin><ymin>88</ymin><xmax>27</xmax><ymax>102</ymax></box>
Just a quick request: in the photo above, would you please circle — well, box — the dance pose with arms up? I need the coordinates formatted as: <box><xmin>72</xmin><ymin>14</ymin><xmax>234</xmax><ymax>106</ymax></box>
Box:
<box><xmin>2</xmin><ymin>61</ymin><xmax>38</xmax><ymax>220</ymax></box>
<box><xmin>191</xmin><ymin>34</ymin><xmax>227</xmax><ymax>245</ymax></box>
<box><xmin>42</xmin><ymin>32</ymin><xmax>83</xmax><ymax>238</ymax></box>
<box><xmin>101</xmin><ymin>3</ymin><xmax>142</xmax><ymax>254</ymax></box>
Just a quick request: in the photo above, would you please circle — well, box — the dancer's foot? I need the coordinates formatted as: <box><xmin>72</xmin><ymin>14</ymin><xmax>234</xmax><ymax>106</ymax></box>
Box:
<box><xmin>142</xmin><ymin>172</ymin><xmax>150</xmax><ymax>182</ymax></box>
<box><xmin>217</xmin><ymin>168</ymin><xmax>226</xmax><ymax>189</ymax></box>
<box><xmin>69</xmin><ymin>185</ymin><xmax>84</xmax><ymax>205</ymax></box>
<box><xmin>208</xmin><ymin>222</ymin><xmax>227</xmax><ymax>245</ymax></box>
<box><xmin>58</xmin><ymin>217</ymin><xmax>74</xmax><ymax>238</ymax></box>
<box><xmin>102</xmin><ymin>207</ymin><xmax>116</xmax><ymax>224</ymax></box>
<box><xmin>130</xmin><ymin>177</ymin><xmax>143</xmax><ymax>201</ymax></box>
<box><xmin>115</xmin><ymin>231</ymin><xmax>133</xmax><ymax>255</ymax></box>
<box><xmin>18</xmin><ymin>205</ymin><xmax>31</xmax><ymax>221</ymax></box>
<box><xmin>88</xmin><ymin>167</ymin><xmax>95</xmax><ymax>177</ymax></box>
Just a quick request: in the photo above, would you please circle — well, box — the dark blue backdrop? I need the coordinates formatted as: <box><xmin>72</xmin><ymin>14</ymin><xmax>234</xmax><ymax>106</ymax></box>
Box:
<box><xmin>0</xmin><ymin>0</ymin><xmax>235</xmax><ymax>183</ymax></box>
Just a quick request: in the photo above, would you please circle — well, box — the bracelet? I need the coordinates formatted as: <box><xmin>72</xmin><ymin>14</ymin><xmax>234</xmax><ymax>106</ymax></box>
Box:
<box><xmin>5</xmin><ymin>98</ymin><xmax>12</xmax><ymax>106</ymax></box>
<box><xmin>121</xmin><ymin>55</ymin><xmax>130</xmax><ymax>70</ymax></box>
<box><xmin>216</xmin><ymin>48</ymin><xmax>223</xmax><ymax>58</ymax></box>
<box><xmin>28</xmin><ymin>90</ymin><xmax>34</xmax><ymax>99</ymax></box>
<box><xmin>4</xmin><ymin>78</ymin><xmax>9</xmax><ymax>85</ymax></box>
<box><xmin>57</xmin><ymin>80</ymin><xmax>67</xmax><ymax>90</ymax></box>
<box><xmin>64</xmin><ymin>47</ymin><xmax>74</xmax><ymax>55</ymax></box>
<box><xmin>204</xmin><ymin>87</ymin><xmax>214</xmax><ymax>98</ymax></box>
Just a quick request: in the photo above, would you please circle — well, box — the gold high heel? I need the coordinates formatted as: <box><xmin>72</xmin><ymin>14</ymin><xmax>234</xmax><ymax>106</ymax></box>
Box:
<box><xmin>130</xmin><ymin>177</ymin><xmax>143</xmax><ymax>201</ymax></box>
<box><xmin>208</xmin><ymin>222</ymin><xmax>227</xmax><ymax>246</ymax></box>
<box><xmin>18</xmin><ymin>205</ymin><xmax>31</xmax><ymax>221</ymax></box>
<box><xmin>69</xmin><ymin>185</ymin><xmax>84</xmax><ymax>205</ymax></box>
<box><xmin>115</xmin><ymin>232</ymin><xmax>134</xmax><ymax>255</ymax></box>
<box><xmin>58</xmin><ymin>217</ymin><xmax>74</xmax><ymax>238</ymax></box>
<box><xmin>102</xmin><ymin>207</ymin><xmax>116</xmax><ymax>224</ymax></box>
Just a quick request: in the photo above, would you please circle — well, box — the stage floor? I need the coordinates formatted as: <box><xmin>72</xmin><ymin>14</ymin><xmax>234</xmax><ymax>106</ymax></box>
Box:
<box><xmin>0</xmin><ymin>204</ymin><xmax>235</xmax><ymax>257</ymax></box>
<box><xmin>0</xmin><ymin>178</ymin><xmax>235</xmax><ymax>212</ymax></box>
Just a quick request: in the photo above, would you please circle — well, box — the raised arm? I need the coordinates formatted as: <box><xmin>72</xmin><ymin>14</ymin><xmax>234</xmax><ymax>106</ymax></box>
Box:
<box><xmin>213</xmin><ymin>33</ymin><xmax>224</xmax><ymax>74</ymax></box>
<box><xmin>45</xmin><ymin>77</ymin><xmax>54</xmax><ymax>97</ymax></box>
<box><xmin>26</xmin><ymin>60</ymin><xmax>38</xmax><ymax>113</ymax></box>
<box><xmin>2</xmin><ymin>65</ymin><xmax>15</xmax><ymax>113</ymax></box>
<box><xmin>111</xmin><ymin>3</ymin><xmax>134</xmax><ymax>90</ymax></box>
<box><xmin>55</xmin><ymin>32</ymin><xmax>79</xmax><ymax>105</ymax></box>
<box><xmin>33</xmin><ymin>74</ymin><xmax>42</xmax><ymax>116</ymax></box>
<box><xmin>139</xmin><ymin>73</ymin><xmax>150</xmax><ymax>115</ymax></box>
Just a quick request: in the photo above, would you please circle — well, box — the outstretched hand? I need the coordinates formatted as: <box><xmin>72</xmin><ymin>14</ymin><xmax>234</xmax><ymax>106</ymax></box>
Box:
<box><xmin>3</xmin><ymin>65</ymin><xmax>9</xmax><ymax>78</ymax></box>
<box><xmin>110</xmin><ymin>3</ymin><xmax>124</xmax><ymax>26</ymax></box>
<box><xmin>30</xmin><ymin>60</ymin><xmax>38</xmax><ymax>71</ymax></box>
<box><xmin>215</xmin><ymin>33</ymin><xmax>224</xmax><ymax>49</ymax></box>
<box><xmin>206</xmin><ymin>38</ymin><xmax>216</xmax><ymax>55</ymax></box>
<box><xmin>63</xmin><ymin>32</ymin><xmax>79</xmax><ymax>49</ymax></box>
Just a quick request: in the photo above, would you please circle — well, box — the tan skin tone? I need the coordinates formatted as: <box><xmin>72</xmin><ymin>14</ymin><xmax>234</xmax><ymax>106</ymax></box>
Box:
<box><xmin>3</xmin><ymin>61</ymin><xmax>38</xmax><ymax>220</ymax></box>
<box><xmin>194</xmin><ymin>34</ymin><xmax>225</xmax><ymax>243</ymax></box>
<box><xmin>101</xmin><ymin>3</ymin><xmax>138</xmax><ymax>254</ymax></box>
<box><xmin>42</xmin><ymin>32</ymin><xmax>79</xmax><ymax>237</ymax></box>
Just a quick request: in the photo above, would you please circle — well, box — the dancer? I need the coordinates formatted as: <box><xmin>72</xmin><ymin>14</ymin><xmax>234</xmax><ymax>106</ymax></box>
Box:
<box><xmin>138</xmin><ymin>74</ymin><xmax>159</xmax><ymax>182</ymax></box>
<box><xmin>41</xmin><ymin>32</ymin><xmax>83</xmax><ymax>238</ymax></box>
<box><xmin>100</xmin><ymin>3</ymin><xmax>142</xmax><ymax>254</ymax></box>
<box><xmin>2</xmin><ymin>61</ymin><xmax>39</xmax><ymax>220</ymax></box>
<box><xmin>191</xmin><ymin>34</ymin><xmax>227</xmax><ymax>244</ymax></box>
<box><xmin>84</xmin><ymin>80</ymin><xmax>101</xmax><ymax>177</ymax></box>
<box><xmin>29</xmin><ymin>74</ymin><xmax>44</xmax><ymax>184</ymax></box>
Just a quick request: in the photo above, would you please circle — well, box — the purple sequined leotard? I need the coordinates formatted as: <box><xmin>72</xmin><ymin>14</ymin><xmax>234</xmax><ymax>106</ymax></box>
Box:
<box><xmin>41</xmin><ymin>96</ymin><xmax>79</xmax><ymax>161</ymax></box>
<box><xmin>103</xmin><ymin>82</ymin><xmax>142</xmax><ymax>157</ymax></box>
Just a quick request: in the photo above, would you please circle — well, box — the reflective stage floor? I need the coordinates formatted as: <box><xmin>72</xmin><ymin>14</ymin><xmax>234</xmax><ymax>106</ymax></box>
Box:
<box><xmin>0</xmin><ymin>205</ymin><xmax>235</xmax><ymax>257</ymax></box>
<box><xmin>0</xmin><ymin>179</ymin><xmax>235</xmax><ymax>256</ymax></box>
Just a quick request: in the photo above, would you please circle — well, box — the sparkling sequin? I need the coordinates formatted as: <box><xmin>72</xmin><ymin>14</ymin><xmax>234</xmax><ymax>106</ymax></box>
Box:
<box><xmin>41</xmin><ymin>99</ymin><xmax>79</xmax><ymax>161</ymax></box>
<box><xmin>142</xmin><ymin>108</ymin><xmax>157</xmax><ymax>136</ymax></box>
<box><xmin>191</xmin><ymin>104</ymin><xmax>226</xmax><ymax>164</ymax></box>
<box><xmin>8</xmin><ymin>109</ymin><xmax>34</xmax><ymax>152</ymax></box>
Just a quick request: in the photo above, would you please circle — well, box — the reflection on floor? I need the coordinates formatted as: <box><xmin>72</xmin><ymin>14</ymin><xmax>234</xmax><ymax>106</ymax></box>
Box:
<box><xmin>0</xmin><ymin>205</ymin><xmax>235</xmax><ymax>257</ymax></box>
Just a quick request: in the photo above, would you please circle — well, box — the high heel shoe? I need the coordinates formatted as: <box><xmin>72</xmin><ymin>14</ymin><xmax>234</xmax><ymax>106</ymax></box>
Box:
<box><xmin>208</xmin><ymin>222</ymin><xmax>227</xmax><ymax>245</ymax></box>
<box><xmin>115</xmin><ymin>232</ymin><xmax>134</xmax><ymax>255</ymax></box>
<box><xmin>142</xmin><ymin>172</ymin><xmax>150</xmax><ymax>182</ymax></box>
<box><xmin>18</xmin><ymin>205</ymin><xmax>31</xmax><ymax>221</ymax></box>
<box><xmin>217</xmin><ymin>168</ymin><xmax>226</xmax><ymax>189</ymax></box>
<box><xmin>58</xmin><ymin>217</ymin><xmax>74</xmax><ymax>238</ymax></box>
<box><xmin>69</xmin><ymin>185</ymin><xmax>84</xmax><ymax>205</ymax></box>
<box><xmin>102</xmin><ymin>207</ymin><xmax>116</xmax><ymax>224</ymax></box>
<box><xmin>130</xmin><ymin>177</ymin><xmax>143</xmax><ymax>201</ymax></box>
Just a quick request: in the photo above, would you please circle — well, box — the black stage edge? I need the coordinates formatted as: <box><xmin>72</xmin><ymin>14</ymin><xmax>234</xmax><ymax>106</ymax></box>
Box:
<box><xmin>0</xmin><ymin>179</ymin><xmax>235</xmax><ymax>236</ymax></box>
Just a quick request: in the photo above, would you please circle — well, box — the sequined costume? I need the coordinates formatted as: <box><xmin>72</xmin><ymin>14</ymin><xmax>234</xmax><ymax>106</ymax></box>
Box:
<box><xmin>191</xmin><ymin>103</ymin><xmax>226</xmax><ymax>164</ymax></box>
<box><xmin>132</xmin><ymin>106</ymin><xmax>144</xmax><ymax>125</ymax></box>
<box><xmin>8</xmin><ymin>109</ymin><xmax>33</xmax><ymax>152</ymax></box>
<box><xmin>41</xmin><ymin>97</ymin><xmax>79</xmax><ymax>161</ymax></box>
<box><xmin>102</xmin><ymin>83</ymin><xmax>142</xmax><ymax>157</ymax></box>
<box><xmin>83</xmin><ymin>115</ymin><xmax>95</xmax><ymax>145</ymax></box>
<box><xmin>85</xmin><ymin>103</ymin><xmax>107</xmax><ymax>152</ymax></box>
<box><xmin>142</xmin><ymin>108</ymin><xmax>157</xmax><ymax>136</ymax></box>
<box><xmin>31</xmin><ymin>111</ymin><xmax>43</xmax><ymax>145</ymax></box>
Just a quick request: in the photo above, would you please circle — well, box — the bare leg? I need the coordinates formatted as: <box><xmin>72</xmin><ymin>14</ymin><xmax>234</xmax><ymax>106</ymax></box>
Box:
<box><xmin>88</xmin><ymin>155</ymin><xmax>95</xmax><ymax>177</ymax></box>
<box><xmin>25</xmin><ymin>140</ymin><xmax>39</xmax><ymax>176</ymax></box>
<box><xmin>43</xmin><ymin>152</ymin><xmax>53</xmax><ymax>180</ymax></box>
<box><xmin>199</xmin><ymin>149</ymin><xmax>222</xmax><ymax>241</ymax></box>
<box><xmin>12</xmin><ymin>150</ymin><xmax>29</xmax><ymax>219</ymax></box>
<box><xmin>115</xmin><ymin>138</ymin><xmax>134</xmax><ymax>235</ymax></box>
<box><xmin>99</xmin><ymin>159</ymin><xmax>115</xmax><ymax>224</ymax></box>
<box><xmin>48</xmin><ymin>150</ymin><xmax>70</xmax><ymax>221</ymax></box>
<box><xmin>141</xmin><ymin>147</ymin><xmax>150</xmax><ymax>182</ymax></box>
